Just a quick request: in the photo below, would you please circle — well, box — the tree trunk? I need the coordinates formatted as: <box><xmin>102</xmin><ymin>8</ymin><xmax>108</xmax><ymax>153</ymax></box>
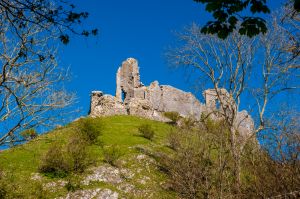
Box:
<box><xmin>230</xmin><ymin>127</ymin><xmax>242</xmax><ymax>194</ymax></box>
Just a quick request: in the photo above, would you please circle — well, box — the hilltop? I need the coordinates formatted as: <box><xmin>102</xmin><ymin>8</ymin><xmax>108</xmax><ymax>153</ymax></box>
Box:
<box><xmin>0</xmin><ymin>116</ymin><xmax>176</xmax><ymax>198</ymax></box>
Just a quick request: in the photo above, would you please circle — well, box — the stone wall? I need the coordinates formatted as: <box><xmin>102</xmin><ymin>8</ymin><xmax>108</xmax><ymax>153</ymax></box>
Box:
<box><xmin>115</xmin><ymin>58</ymin><xmax>141</xmax><ymax>103</ymax></box>
<box><xmin>89</xmin><ymin>58</ymin><xmax>254</xmax><ymax>136</ymax></box>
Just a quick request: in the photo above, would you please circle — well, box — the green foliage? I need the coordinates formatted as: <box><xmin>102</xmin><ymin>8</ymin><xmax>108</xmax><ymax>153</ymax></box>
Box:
<box><xmin>159</xmin><ymin>119</ymin><xmax>236</xmax><ymax>198</ymax></box>
<box><xmin>180</xmin><ymin>117</ymin><xmax>196</xmax><ymax>129</ymax></box>
<box><xmin>20</xmin><ymin>128</ymin><xmax>38</xmax><ymax>141</ymax></box>
<box><xmin>194</xmin><ymin>0</ymin><xmax>270</xmax><ymax>38</ymax></box>
<box><xmin>0</xmin><ymin>115</ymin><xmax>299</xmax><ymax>198</ymax></box>
<box><xmin>77</xmin><ymin>118</ymin><xmax>103</xmax><ymax>144</ymax></box>
<box><xmin>163</xmin><ymin>112</ymin><xmax>181</xmax><ymax>125</ymax></box>
<box><xmin>161</xmin><ymin>128</ymin><xmax>216</xmax><ymax>198</ymax></box>
<box><xmin>66</xmin><ymin>134</ymin><xmax>89</xmax><ymax>173</ymax></box>
<box><xmin>39</xmin><ymin>131</ymin><xmax>92</xmax><ymax>177</ymax></box>
<box><xmin>138</xmin><ymin>124</ymin><xmax>155</xmax><ymax>140</ymax></box>
<box><xmin>103</xmin><ymin>145</ymin><xmax>123</xmax><ymax>167</ymax></box>
<box><xmin>167</xmin><ymin>129</ymin><xmax>182</xmax><ymax>151</ymax></box>
<box><xmin>160</xmin><ymin>117</ymin><xmax>300</xmax><ymax>198</ymax></box>
<box><xmin>39</xmin><ymin>144</ymin><xmax>70</xmax><ymax>178</ymax></box>
<box><xmin>0</xmin><ymin>116</ymin><xmax>174</xmax><ymax>198</ymax></box>
<box><xmin>38</xmin><ymin>118</ymin><xmax>103</xmax><ymax>178</ymax></box>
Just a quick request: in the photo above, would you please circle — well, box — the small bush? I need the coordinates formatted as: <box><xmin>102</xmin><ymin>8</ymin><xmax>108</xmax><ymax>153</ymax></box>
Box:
<box><xmin>78</xmin><ymin>118</ymin><xmax>103</xmax><ymax>144</ymax></box>
<box><xmin>67</xmin><ymin>134</ymin><xmax>89</xmax><ymax>173</ymax></box>
<box><xmin>20</xmin><ymin>128</ymin><xmax>37</xmax><ymax>140</ymax></box>
<box><xmin>39</xmin><ymin>125</ymin><xmax>95</xmax><ymax>177</ymax></box>
<box><xmin>164</xmin><ymin>112</ymin><xmax>181</xmax><ymax>125</ymax></box>
<box><xmin>159</xmin><ymin>129</ymin><xmax>215</xmax><ymax>199</ymax></box>
<box><xmin>39</xmin><ymin>131</ymin><xmax>92</xmax><ymax>177</ymax></box>
<box><xmin>39</xmin><ymin>144</ymin><xmax>69</xmax><ymax>178</ymax></box>
<box><xmin>103</xmin><ymin>145</ymin><xmax>123</xmax><ymax>167</ymax></box>
<box><xmin>138</xmin><ymin>124</ymin><xmax>155</xmax><ymax>140</ymax></box>
<box><xmin>167</xmin><ymin>129</ymin><xmax>181</xmax><ymax>151</ymax></box>
<box><xmin>180</xmin><ymin>117</ymin><xmax>196</xmax><ymax>129</ymax></box>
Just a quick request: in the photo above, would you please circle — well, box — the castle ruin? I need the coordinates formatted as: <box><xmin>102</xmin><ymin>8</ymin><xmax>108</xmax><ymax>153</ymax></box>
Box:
<box><xmin>89</xmin><ymin>58</ymin><xmax>254</xmax><ymax>136</ymax></box>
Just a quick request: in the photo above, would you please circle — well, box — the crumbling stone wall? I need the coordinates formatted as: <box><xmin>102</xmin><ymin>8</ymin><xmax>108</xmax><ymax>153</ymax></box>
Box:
<box><xmin>89</xmin><ymin>58</ymin><xmax>254</xmax><ymax>136</ymax></box>
<box><xmin>90</xmin><ymin>91</ymin><xmax>127</xmax><ymax>116</ymax></box>
<box><xmin>116</xmin><ymin>58</ymin><xmax>141</xmax><ymax>103</ymax></box>
<box><xmin>203</xmin><ymin>88</ymin><xmax>235</xmax><ymax>110</ymax></box>
<box><xmin>202</xmin><ymin>88</ymin><xmax>253</xmax><ymax>136</ymax></box>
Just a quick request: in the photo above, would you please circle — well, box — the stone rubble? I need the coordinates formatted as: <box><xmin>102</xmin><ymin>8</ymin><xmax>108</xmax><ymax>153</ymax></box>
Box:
<box><xmin>138</xmin><ymin>176</ymin><xmax>150</xmax><ymax>185</ymax></box>
<box><xmin>44</xmin><ymin>180</ymin><xmax>67</xmax><ymax>189</ymax></box>
<box><xmin>82</xmin><ymin>165</ymin><xmax>135</xmax><ymax>186</ymax></box>
<box><xmin>117</xmin><ymin>183</ymin><xmax>135</xmax><ymax>194</ymax></box>
<box><xmin>31</xmin><ymin>172</ymin><xmax>43</xmax><ymax>181</ymax></box>
<box><xmin>82</xmin><ymin>165</ymin><xmax>123</xmax><ymax>185</ymax></box>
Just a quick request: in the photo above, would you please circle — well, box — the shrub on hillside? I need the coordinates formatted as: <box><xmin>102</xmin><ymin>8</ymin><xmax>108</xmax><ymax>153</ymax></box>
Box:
<box><xmin>138</xmin><ymin>124</ymin><xmax>155</xmax><ymax>140</ymax></box>
<box><xmin>103</xmin><ymin>145</ymin><xmax>123</xmax><ymax>167</ymax></box>
<box><xmin>167</xmin><ymin>129</ymin><xmax>182</xmax><ymax>151</ymax></box>
<box><xmin>158</xmin><ymin>120</ymin><xmax>238</xmax><ymax>198</ymax></box>
<box><xmin>163</xmin><ymin>112</ymin><xmax>180</xmax><ymax>125</ymax></box>
<box><xmin>39</xmin><ymin>132</ymin><xmax>92</xmax><ymax>177</ymax></box>
<box><xmin>20</xmin><ymin>128</ymin><xmax>37</xmax><ymax>140</ymax></box>
<box><xmin>77</xmin><ymin>118</ymin><xmax>103</xmax><ymax>144</ymax></box>
<box><xmin>39</xmin><ymin>144</ymin><xmax>69</xmax><ymax>178</ymax></box>
<box><xmin>159</xmin><ymin>117</ymin><xmax>300</xmax><ymax>198</ymax></box>
<box><xmin>66</xmin><ymin>134</ymin><xmax>89</xmax><ymax>173</ymax></box>
<box><xmin>180</xmin><ymin>117</ymin><xmax>196</xmax><ymax>129</ymax></box>
<box><xmin>241</xmin><ymin>128</ymin><xmax>300</xmax><ymax>198</ymax></box>
<box><xmin>161</xmin><ymin>128</ymin><xmax>216</xmax><ymax>199</ymax></box>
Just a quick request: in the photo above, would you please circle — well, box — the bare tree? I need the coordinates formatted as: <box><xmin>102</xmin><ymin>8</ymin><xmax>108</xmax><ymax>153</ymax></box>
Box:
<box><xmin>281</xmin><ymin>0</ymin><xmax>300</xmax><ymax>59</ymax></box>
<box><xmin>0</xmin><ymin>4</ymin><xmax>76</xmax><ymax>146</ymax></box>
<box><xmin>0</xmin><ymin>0</ymin><xmax>97</xmax><ymax>146</ymax></box>
<box><xmin>167</xmin><ymin>13</ymin><xmax>299</xmax><ymax>191</ymax></box>
<box><xmin>0</xmin><ymin>0</ymin><xmax>98</xmax><ymax>45</ymax></box>
<box><xmin>246</xmin><ymin>106</ymin><xmax>300</xmax><ymax>198</ymax></box>
<box><xmin>263</xmin><ymin>106</ymin><xmax>299</xmax><ymax>163</ymax></box>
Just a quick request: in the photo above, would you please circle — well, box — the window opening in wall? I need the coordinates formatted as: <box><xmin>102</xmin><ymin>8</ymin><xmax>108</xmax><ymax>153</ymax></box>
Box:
<box><xmin>216</xmin><ymin>99</ymin><xmax>220</xmax><ymax>109</ymax></box>
<box><xmin>122</xmin><ymin>89</ymin><xmax>126</xmax><ymax>102</ymax></box>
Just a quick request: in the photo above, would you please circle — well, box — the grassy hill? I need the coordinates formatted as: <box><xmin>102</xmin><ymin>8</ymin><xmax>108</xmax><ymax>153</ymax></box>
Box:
<box><xmin>1</xmin><ymin>115</ymin><xmax>299</xmax><ymax>199</ymax></box>
<box><xmin>0</xmin><ymin>116</ymin><xmax>177</xmax><ymax>199</ymax></box>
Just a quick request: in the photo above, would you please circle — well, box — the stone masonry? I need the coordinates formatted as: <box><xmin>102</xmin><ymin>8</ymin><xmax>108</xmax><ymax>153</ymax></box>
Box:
<box><xmin>90</xmin><ymin>58</ymin><xmax>254</xmax><ymax>136</ymax></box>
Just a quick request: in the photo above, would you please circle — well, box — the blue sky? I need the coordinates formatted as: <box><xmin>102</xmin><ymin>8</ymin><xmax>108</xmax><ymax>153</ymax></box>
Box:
<box><xmin>61</xmin><ymin>0</ymin><xmax>286</xmax><ymax>117</ymax></box>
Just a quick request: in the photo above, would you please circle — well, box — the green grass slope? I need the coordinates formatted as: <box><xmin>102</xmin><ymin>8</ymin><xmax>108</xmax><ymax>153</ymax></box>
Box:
<box><xmin>0</xmin><ymin>115</ymin><xmax>176</xmax><ymax>199</ymax></box>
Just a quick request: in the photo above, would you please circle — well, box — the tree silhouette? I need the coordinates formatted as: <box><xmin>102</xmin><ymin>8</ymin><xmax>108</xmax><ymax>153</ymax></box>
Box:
<box><xmin>0</xmin><ymin>0</ymin><xmax>98</xmax><ymax>45</ymax></box>
<box><xmin>194</xmin><ymin>0</ymin><xmax>300</xmax><ymax>38</ymax></box>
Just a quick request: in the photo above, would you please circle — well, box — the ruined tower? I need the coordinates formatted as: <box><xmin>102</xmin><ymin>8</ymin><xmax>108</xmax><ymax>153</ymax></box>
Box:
<box><xmin>116</xmin><ymin>58</ymin><xmax>141</xmax><ymax>103</ymax></box>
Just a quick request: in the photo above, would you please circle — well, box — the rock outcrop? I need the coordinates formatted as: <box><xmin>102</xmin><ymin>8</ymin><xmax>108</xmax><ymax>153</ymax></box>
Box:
<box><xmin>90</xmin><ymin>91</ymin><xmax>127</xmax><ymax>116</ymax></box>
<box><xmin>89</xmin><ymin>58</ymin><xmax>254</xmax><ymax>136</ymax></box>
